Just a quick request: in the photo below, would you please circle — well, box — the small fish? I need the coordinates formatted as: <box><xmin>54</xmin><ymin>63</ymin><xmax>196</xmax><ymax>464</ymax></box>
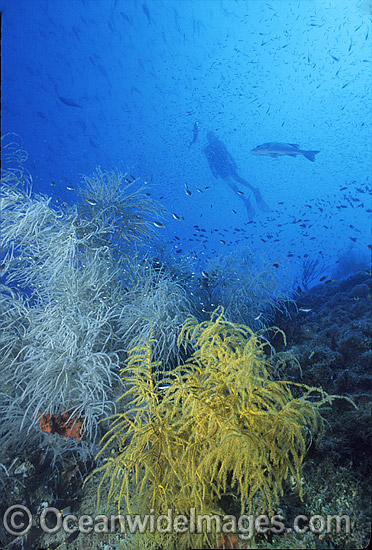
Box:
<box><xmin>299</xmin><ymin>308</ymin><xmax>312</xmax><ymax>313</ymax></box>
<box><xmin>329</xmin><ymin>53</ymin><xmax>339</xmax><ymax>62</ymax></box>
<box><xmin>66</xmin><ymin>185</ymin><xmax>75</xmax><ymax>191</ymax></box>
<box><xmin>201</xmin><ymin>270</ymin><xmax>209</xmax><ymax>279</ymax></box>
<box><xmin>58</xmin><ymin>96</ymin><xmax>83</xmax><ymax>108</ymax></box>
<box><xmin>251</xmin><ymin>142</ymin><xmax>320</xmax><ymax>162</ymax></box>
<box><xmin>120</xmin><ymin>12</ymin><xmax>132</xmax><ymax>24</ymax></box>
<box><xmin>86</xmin><ymin>198</ymin><xmax>98</xmax><ymax>206</ymax></box>
<box><xmin>153</xmin><ymin>221</ymin><xmax>165</xmax><ymax>228</ymax></box>
<box><xmin>189</xmin><ymin>121</ymin><xmax>199</xmax><ymax>148</ymax></box>
<box><xmin>50</xmin><ymin>181</ymin><xmax>56</xmax><ymax>186</ymax></box>
<box><xmin>184</xmin><ymin>183</ymin><xmax>192</xmax><ymax>196</ymax></box>
<box><xmin>254</xmin><ymin>312</ymin><xmax>263</xmax><ymax>321</ymax></box>
<box><xmin>142</xmin><ymin>3</ymin><xmax>151</xmax><ymax>24</ymax></box>
<box><xmin>272</xmin><ymin>263</ymin><xmax>280</xmax><ymax>268</ymax></box>
<box><xmin>308</xmin><ymin>350</ymin><xmax>315</xmax><ymax>359</ymax></box>
<box><xmin>172</xmin><ymin>213</ymin><xmax>181</xmax><ymax>221</ymax></box>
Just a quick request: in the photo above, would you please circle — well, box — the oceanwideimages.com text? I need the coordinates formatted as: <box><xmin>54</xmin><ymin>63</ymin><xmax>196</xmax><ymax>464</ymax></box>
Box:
<box><xmin>3</xmin><ymin>504</ymin><xmax>351</xmax><ymax>540</ymax></box>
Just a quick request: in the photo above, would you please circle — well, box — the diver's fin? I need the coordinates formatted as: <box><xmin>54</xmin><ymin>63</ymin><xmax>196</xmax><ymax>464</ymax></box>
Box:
<box><xmin>243</xmin><ymin>197</ymin><xmax>255</xmax><ymax>220</ymax></box>
<box><xmin>233</xmin><ymin>175</ymin><xmax>270</xmax><ymax>212</ymax></box>
<box><xmin>303</xmin><ymin>150</ymin><xmax>320</xmax><ymax>162</ymax></box>
<box><xmin>256</xmin><ymin>196</ymin><xmax>271</xmax><ymax>212</ymax></box>
<box><xmin>251</xmin><ymin>187</ymin><xmax>270</xmax><ymax>212</ymax></box>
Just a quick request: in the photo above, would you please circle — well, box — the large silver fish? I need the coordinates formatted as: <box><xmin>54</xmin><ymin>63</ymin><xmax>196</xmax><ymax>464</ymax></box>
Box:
<box><xmin>251</xmin><ymin>142</ymin><xmax>320</xmax><ymax>162</ymax></box>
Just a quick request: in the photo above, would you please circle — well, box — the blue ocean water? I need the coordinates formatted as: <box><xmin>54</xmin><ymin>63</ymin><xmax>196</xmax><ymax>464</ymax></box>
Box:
<box><xmin>2</xmin><ymin>0</ymin><xmax>371</xmax><ymax>286</ymax></box>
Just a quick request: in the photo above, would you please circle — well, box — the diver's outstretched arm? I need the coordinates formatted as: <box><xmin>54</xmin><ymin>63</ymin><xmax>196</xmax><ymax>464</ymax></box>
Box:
<box><xmin>231</xmin><ymin>173</ymin><xmax>270</xmax><ymax>212</ymax></box>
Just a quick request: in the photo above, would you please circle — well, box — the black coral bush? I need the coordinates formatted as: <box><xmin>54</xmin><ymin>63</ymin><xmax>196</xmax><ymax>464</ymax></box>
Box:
<box><xmin>94</xmin><ymin>307</ymin><xmax>338</xmax><ymax>548</ymax></box>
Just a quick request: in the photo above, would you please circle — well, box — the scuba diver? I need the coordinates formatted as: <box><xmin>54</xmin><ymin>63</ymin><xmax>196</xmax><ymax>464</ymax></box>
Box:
<box><xmin>203</xmin><ymin>132</ymin><xmax>270</xmax><ymax>220</ymax></box>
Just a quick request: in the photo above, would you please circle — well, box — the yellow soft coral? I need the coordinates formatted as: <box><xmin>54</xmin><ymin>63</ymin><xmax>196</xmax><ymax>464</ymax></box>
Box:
<box><xmin>91</xmin><ymin>307</ymin><xmax>339</xmax><ymax>549</ymax></box>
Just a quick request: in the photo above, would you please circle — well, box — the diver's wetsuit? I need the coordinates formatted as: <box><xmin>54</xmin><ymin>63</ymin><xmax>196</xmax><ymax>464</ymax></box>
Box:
<box><xmin>203</xmin><ymin>132</ymin><xmax>270</xmax><ymax>220</ymax></box>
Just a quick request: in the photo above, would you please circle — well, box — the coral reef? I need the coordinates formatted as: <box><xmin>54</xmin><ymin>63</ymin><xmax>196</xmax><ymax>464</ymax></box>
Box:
<box><xmin>5</xmin><ymin>263</ymin><xmax>370</xmax><ymax>550</ymax></box>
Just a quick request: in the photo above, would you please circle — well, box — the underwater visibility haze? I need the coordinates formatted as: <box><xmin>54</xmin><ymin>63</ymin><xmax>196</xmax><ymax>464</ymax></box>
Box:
<box><xmin>0</xmin><ymin>1</ymin><xmax>371</xmax><ymax>549</ymax></box>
